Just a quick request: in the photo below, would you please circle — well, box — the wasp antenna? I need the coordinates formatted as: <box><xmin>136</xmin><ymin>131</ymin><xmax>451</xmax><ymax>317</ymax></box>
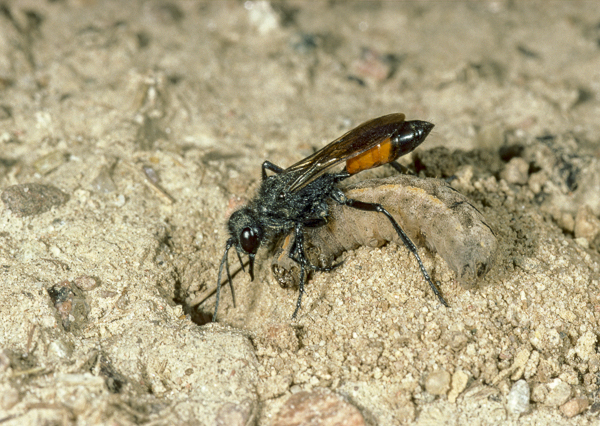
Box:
<box><xmin>227</xmin><ymin>250</ymin><xmax>236</xmax><ymax>308</ymax></box>
<box><xmin>213</xmin><ymin>239</ymin><xmax>234</xmax><ymax>322</ymax></box>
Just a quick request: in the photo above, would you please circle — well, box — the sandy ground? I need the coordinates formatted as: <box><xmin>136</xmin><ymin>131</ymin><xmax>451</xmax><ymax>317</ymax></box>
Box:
<box><xmin>1</xmin><ymin>1</ymin><xmax>600</xmax><ymax>425</ymax></box>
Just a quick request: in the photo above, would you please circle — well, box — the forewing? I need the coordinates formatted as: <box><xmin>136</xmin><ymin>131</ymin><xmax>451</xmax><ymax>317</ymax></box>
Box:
<box><xmin>284</xmin><ymin>113</ymin><xmax>406</xmax><ymax>192</ymax></box>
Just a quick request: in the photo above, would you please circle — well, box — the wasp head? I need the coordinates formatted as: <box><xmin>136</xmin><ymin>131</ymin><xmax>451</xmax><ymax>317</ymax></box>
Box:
<box><xmin>227</xmin><ymin>207</ymin><xmax>264</xmax><ymax>280</ymax></box>
<box><xmin>213</xmin><ymin>207</ymin><xmax>264</xmax><ymax>321</ymax></box>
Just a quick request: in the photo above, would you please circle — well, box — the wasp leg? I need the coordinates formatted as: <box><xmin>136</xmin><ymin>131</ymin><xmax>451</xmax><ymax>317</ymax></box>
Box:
<box><xmin>291</xmin><ymin>223</ymin><xmax>307</xmax><ymax>319</ymax></box>
<box><xmin>332</xmin><ymin>170</ymin><xmax>351</xmax><ymax>182</ymax></box>
<box><xmin>262</xmin><ymin>161</ymin><xmax>285</xmax><ymax>180</ymax></box>
<box><xmin>338</xmin><ymin>196</ymin><xmax>449</xmax><ymax>307</ymax></box>
<box><xmin>287</xmin><ymin>223</ymin><xmax>345</xmax><ymax>318</ymax></box>
<box><xmin>389</xmin><ymin>161</ymin><xmax>411</xmax><ymax>175</ymax></box>
<box><xmin>287</xmin><ymin>233</ymin><xmax>343</xmax><ymax>273</ymax></box>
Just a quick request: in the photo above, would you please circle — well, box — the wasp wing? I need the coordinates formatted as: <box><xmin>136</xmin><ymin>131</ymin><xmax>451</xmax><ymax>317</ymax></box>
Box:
<box><xmin>284</xmin><ymin>113</ymin><xmax>406</xmax><ymax>192</ymax></box>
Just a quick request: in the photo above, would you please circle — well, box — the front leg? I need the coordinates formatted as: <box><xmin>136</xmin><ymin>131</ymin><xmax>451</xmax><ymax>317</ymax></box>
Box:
<box><xmin>262</xmin><ymin>161</ymin><xmax>285</xmax><ymax>180</ymax></box>
<box><xmin>286</xmin><ymin>223</ymin><xmax>344</xmax><ymax>319</ymax></box>
<box><xmin>291</xmin><ymin>223</ymin><xmax>307</xmax><ymax>319</ymax></box>
<box><xmin>332</xmin><ymin>190</ymin><xmax>449</xmax><ymax>307</ymax></box>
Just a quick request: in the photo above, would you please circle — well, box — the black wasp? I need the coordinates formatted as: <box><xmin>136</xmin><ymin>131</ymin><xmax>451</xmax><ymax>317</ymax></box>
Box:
<box><xmin>214</xmin><ymin>113</ymin><xmax>448</xmax><ymax>320</ymax></box>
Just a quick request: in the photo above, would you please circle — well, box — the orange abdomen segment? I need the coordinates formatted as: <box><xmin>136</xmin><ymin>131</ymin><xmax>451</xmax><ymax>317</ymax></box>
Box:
<box><xmin>345</xmin><ymin>137</ymin><xmax>394</xmax><ymax>175</ymax></box>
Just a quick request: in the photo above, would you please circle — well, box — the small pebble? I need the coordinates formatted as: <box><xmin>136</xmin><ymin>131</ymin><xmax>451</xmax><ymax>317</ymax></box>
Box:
<box><xmin>0</xmin><ymin>385</ymin><xmax>20</xmax><ymax>410</ymax></box>
<box><xmin>574</xmin><ymin>331</ymin><xmax>597</xmax><ymax>361</ymax></box>
<box><xmin>448</xmin><ymin>370</ymin><xmax>470</xmax><ymax>403</ymax></box>
<box><xmin>1</xmin><ymin>183</ymin><xmax>69</xmax><ymax>217</ymax></box>
<box><xmin>90</xmin><ymin>166</ymin><xmax>117</xmax><ymax>193</ymax></box>
<box><xmin>114</xmin><ymin>194</ymin><xmax>126</xmax><ymax>207</ymax></box>
<box><xmin>33</xmin><ymin>151</ymin><xmax>67</xmax><ymax>175</ymax></box>
<box><xmin>527</xmin><ymin>171</ymin><xmax>547</xmax><ymax>194</ymax></box>
<box><xmin>545</xmin><ymin>378</ymin><xmax>572</xmax><ymax>407</ymax></box>
<box><xmin>575</xmin><ymin>237</ymin><xmax>590</xmax><ymax>249</ymax></box>
<box><xmin>48</xmin><ymin>339</ymin><xmax>73</xmax><ymax>359</ymax></box>
<box><xmin>215</xmin><ymin>400</ymin><xmax>255</xmax><ymax>426</ymax></box>
<box><xmin>531</xmin><ymin>384</ymin><xmax>548</xmax><ymax>403</ymax></box>
<box><xmin>350</xmin><ymin>48</ymin><xmax>392</xmax><ymax>85</ymax></box>
<box><xmin>273</xmin><ymin>388</ymin><xmax>365</xmax><ymax>426</ymax></box>
<box><xmin>506</xmin><ymin>380</ymin><xmax>530</xmax><ymax>416</ymax></box>
<box><xmin>47</xmin><ymin>282</ymin><xmax>75</xmax><ymax>329</ymax></box>
<box><xmin>393</xmin><ymin>390</ymin><xmax>416</xmax><ymax>423</ymax></box>
<box><xmin>0</xmin><ymin>350</ymin><xmax>11</xmax><ymax>372</ymax></box>
<box><xmin>574</xmin><ymin>205</ymin><xmax>600</xmax><ymax>243</ymax></box>
<box><xmin>560</xmin><ymin>397</ymin><xmax>589</xmax><ymax>418</ymax></box>
<box><xmin>556</xmin><ymin>212</ymin><xmax>575</xmax><ymax>233</ymax></box>
<box><xmin>47</xmin><ymin>281</ymin><xmax>88</xmax><ymax>331</ymax></box>
<box><xmin>425</xmin><ymin>369</ymin><xmax>451</xmax><ymax>396</ymax></box>
<box><xmin>500</xmin><ymin>157</ymin><xmax>529</xmax><ymax>185</ymax></box>
<box><xmin>246</xmin><ymin>1</ymin><xmax>280</xmax><ymax>34</ymax></box>
<box><xmin>74</xmin><ymin>275</ymin><xmax>99</xmax><ymax>291</ymax></box>
<box><xmin>143</xmin><ymin>165</ymin><xmax>160</xmax><ymax>183</ymax></box>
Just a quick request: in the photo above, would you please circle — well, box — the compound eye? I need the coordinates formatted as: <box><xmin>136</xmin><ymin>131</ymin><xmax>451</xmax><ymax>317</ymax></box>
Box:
<box><xmin>240</xmin><ymin>227</ymin><xmax>260</xmax><ymax>254</ymax></box>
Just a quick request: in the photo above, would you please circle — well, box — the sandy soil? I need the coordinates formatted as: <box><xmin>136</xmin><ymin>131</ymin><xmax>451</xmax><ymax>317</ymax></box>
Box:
<box><xmin>1</xmin><ymin>1</ymin><xmax>600</xmax><ymax>425</ymax></box>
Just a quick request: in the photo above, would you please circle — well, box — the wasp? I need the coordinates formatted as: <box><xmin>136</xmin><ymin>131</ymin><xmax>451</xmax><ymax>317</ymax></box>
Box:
<box><xmin>214</xmin><ymin>113</ymin><xmax>446</xmax><ymax>320</ymax></box>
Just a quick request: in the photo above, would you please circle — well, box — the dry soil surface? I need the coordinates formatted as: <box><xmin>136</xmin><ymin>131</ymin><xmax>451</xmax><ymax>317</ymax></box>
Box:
<box><xmin>1</xmin><ymin>1</ymin><xmax>600</xmax><ymax>425</ymax></box>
